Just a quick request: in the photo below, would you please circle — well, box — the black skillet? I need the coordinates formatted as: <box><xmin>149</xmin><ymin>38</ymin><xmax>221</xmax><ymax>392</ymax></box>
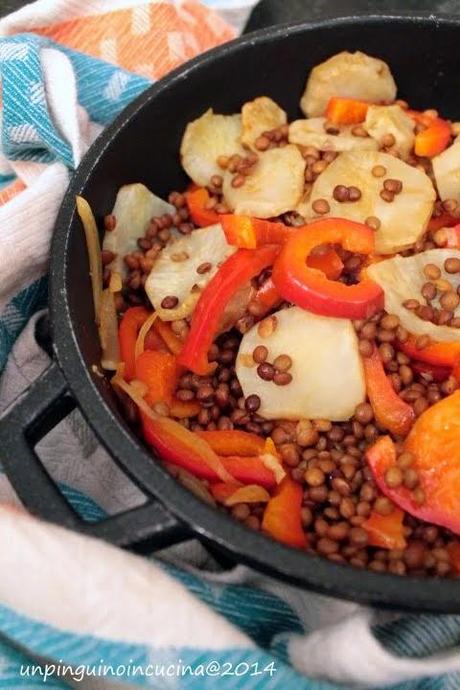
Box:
<box><xmin>1</xmin><ymin>14</ymin><xmax>460</xmax><ymax>612</ymax></box>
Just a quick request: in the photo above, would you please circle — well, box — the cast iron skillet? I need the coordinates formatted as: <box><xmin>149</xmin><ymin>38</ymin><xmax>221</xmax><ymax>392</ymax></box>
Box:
<box><xmin>1</xmin><ymin>14</ymin><xmax>460</xmax><ymax>612</ymax></box>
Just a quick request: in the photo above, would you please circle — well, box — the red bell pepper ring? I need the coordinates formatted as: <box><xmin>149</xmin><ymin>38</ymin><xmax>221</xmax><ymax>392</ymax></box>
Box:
<box><xmin>366</xmin><ymin>390</ymin><xmax>460</xmax><ymax>536</ymax></box>
<box><xmin>408</xmin><ymin>110</ymin><xmax>451</xmax><ymax>157</ymax></box>
<box><xmin>398</xmin><ymin>336</ymin><xmax>460</xmax><ymax>368</ymax></box>
<box><xmin>262</xmin><ymin>476</ymin><xmax>307</xmax><ymax>548</ymax></box>
<box><xmin>118</xmin><ymin>306</ymin><xmax>150</xmax><ymax>380</ymax></box>
<box><xmin>178</xmin><ymin>245</ymin><xmax>279</xmax><ymax>375</ymax></box>
<box><xmin>362</xmin><ymin>508</ymin><xmax>407</xmax><ymax>550</ymax></box>
<box><xmin>142</xmin><ymin>414</ymin><xmax>277</xmax><ymax>487</ymax></box>
<box><xmin>325</xmin><ymin>97</ymin><xmax>370</xmax><ymax>124</ymax></box>
<box><xmin>363</xmin><ymin>347</ymin><xmax>415</xmax><ymax>437</ymax></box>
<box><xmin>220</xmin><ymin>215</ymin><xmax>297</xmax><ymax>248</ymax></box>
<box><xmin>185</xmin><ymin>186</ymin><xmax>220</xmax><ymax>227</ymax></box>
<box><xmin>271</xmin><ymin>218</ymin><xmax>384</xmax><ymax>319</ymax></box>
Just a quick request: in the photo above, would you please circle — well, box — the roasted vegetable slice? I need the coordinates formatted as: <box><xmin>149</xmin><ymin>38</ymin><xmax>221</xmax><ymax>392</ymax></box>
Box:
<box><xmin>180</xmin><ymin>109</ymin><xmax>244</xmax><ymax>187</ymax></box>
<box><xmin>236</xmin><ymin>306</ymin><xmax>365</xmax><ymax>421</ymax></box>
<box><xmin>306</xmin><ymin>151</ymin><xmax>435</xmax><ymax>254</ymax></box>
<box><xmin>300</xmin><ymin>51</ymin><xmax>396</xmax><ymax>117</ymax></box>
<box><xmin>364</xmin><ymin>105</ymin><xmax>415</xmax><ymax>158</ymax></box>
<box><xmin>145</xmin><ymin>224</ymin><xmax>236</xmax><ymax>321</ymax></box>
<box><xmin>241</xmin><ymin>96</ymin><xmax>287</xmax><ymax>150</ymax></box>
<box><xmin>432</xmin><ymin>139</ymin><xmax>460</xmax><ymax>203</ymax></box>
<box><xmin>222</xmin><ymin>145</ymin><xmax>305</xmax><ymax>218</ymax></box>
<box><xmin>103</xmin><ymin>184</ymin><xmax>174</xmax><ymax>277</ymax></box>
<box><xmin>289</xmin><ymin>117</ymin><xmax>378</xmax><ymax>152</ymax></box>
<box><xmin>367</xmin><ymin>248</ymin><xmax>460</xmax><ymax>342</ymax></box>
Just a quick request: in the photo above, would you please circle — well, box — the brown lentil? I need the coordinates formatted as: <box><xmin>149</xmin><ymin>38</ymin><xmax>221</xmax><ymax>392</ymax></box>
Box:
<box><xmin>445</xmin><ymin>257</ymin><xmax>460</xmax><ymax>274</ymax></box>
<box><xmin>312</xmin><ymin>198</ymin><xmax>330</xmax><ymax>215</ymax></box>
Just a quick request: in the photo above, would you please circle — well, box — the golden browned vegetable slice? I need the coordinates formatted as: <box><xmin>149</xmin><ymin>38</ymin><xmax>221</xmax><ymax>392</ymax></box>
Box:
<box><xmin>364</xmin><ymin>105</ymin><xmax>415</xmax><ymax>158</ymax></box>
<box><xmin>289</xmin><ymin>117</ymin><xmax>378</xmax><ymax>152</ymax></box>
<box><xmin>433</xmin><ymin>139</ymin><xmax>460</xmax><ymax>203</ymax></box>
<box><xmin>241</xmin><ymin>96</ymin><xmax>287</xmax><ymax>150</ymax></box>
<box><xmin>301</xmin><ymin>51</ymin><xmax>397</xmax><ymax>117</ymax></box>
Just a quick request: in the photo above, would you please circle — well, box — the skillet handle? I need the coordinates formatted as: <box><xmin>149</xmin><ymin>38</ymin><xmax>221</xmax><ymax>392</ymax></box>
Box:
<box><xmin>0</xmin><ymin>362</ymin><xmax>190</xmax><ymax>552</ymax></box>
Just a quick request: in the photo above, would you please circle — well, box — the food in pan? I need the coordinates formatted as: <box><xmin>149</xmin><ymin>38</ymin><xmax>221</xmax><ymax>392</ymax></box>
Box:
<box><xmin>79</xmin><ymin>50</ymin><xmax>460</xmax><ymax>577</ymax></box>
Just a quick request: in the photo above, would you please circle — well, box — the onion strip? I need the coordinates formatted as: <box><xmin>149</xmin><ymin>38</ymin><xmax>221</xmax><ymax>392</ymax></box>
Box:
<box><xmin>224</xmin><ymin>484</ymin><xmax>270</xmax><ymax>506</ymax></box>
<box><xmin>98</xmin><ymin>288</ymin><xmax>120</xmax><ymax>371</ymax></box>
<box><xmin>109</xmin><ymin>271</ymin><xmax>122</xmax><ymax>293</ymax></box>
<box><xmin>134</xmin><ymin>311</ymin><xmax>158</xmax><ymax>360</ymax></box>
<box><xmin>76</xmin><ymin>195</ymin><xmax>103</xmax><ymax>323</ymax></box>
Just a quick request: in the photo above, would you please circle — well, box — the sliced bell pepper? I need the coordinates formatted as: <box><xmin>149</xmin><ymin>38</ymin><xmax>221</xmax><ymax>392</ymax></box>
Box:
<box><xmin>178</xmin><ymin>245</ymin><xmax>279</xmax><ymax>375</ymax></box>
<box><xmin>145</xmin><ymin>327</ymin><xmax>170</xmax><ymax>353</ymax></box>
<box><xmin>362</xmin><ymin>507</ymin><xmax>406</xmax><ymax>550</ymax></box>
<box><xmin>325</xmin><ymin>96</ymin><xmax>370</xmax><ymax>124</ymax></box>
<box><xmin>398</xmin><ymin>336</ymin><xmax>460</xmax><ymax>368</ymax></box>
<box><xmin>195</xmin><ymin>430</ymin><xmax>265</xmax><ymax>456</ymax></box>
<box><xmin>220</xmin><ymin>215</ymin><xmax>297</xmax><ymax>249</ymax></box>
<box><xmin>271</xmin><ymin>218</ymin><xmax>384</xmax><ymax>319</ymax></box>
<box><xmin>367</xmin><ymin>393</ymin><xmax>460</xmax><ymax>536</ymax></box>
<box><xmin>142</xmin><ymin>415</ymin><xmax>277</xmax><ymax>487</ymax></box>
<box><xmin>185</xmin><ymin>186</ymin><xmax>219</xmax><ymax>227</ymax></box>
<box><xmin>427</xmin><ymin>213</ymin><xmax>458</xmax><ymax>234</ymax></box>
<box><xmin>135</xmin><ymin>350</ymin><xmax>178</xmax><ymax>406</ymax></box>
<box><xmin>153</xmin><ymin>319</ymin><xmax>183</xmax><ymax>355</ymax></box>
<box><xmin>262</xmin><ymin>476</ymin><xmax>307</xmax><ymax>549</ymax></box>
<box><xmin>408</xmin><ymin>111</ymin><xmax>451</xmax><ymax>157</ymax></box>
<box><xmin>118</xmin><ymin>306</ymin><xmax>150</xmax><ymax>380</ymax></box>
<box><xmin>363</xmin><ymin>347</ymin><xmax>415</xmax><ymax>437</ymax></box>
<box><xmin>411</xmin><ymin>360</ymin><xmax>451</xmax><ymax>383</ymax></box>
<box><xmin>251</xmin><ymin>276</ymin><xmax>282</xmax><ymax>314</ymax></box>
<box><xmin>307</xmin><ymin>247</ymin><xmax>344</xmax><ymax>280</ymax></box>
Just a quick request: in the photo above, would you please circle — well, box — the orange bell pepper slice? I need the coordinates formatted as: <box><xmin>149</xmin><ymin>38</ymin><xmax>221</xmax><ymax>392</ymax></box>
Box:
<box><xmin>271</xmin><ymin>218</ymin><xmax>384</xmax><ymax>319</ymax></box>
<box><xmin>135</xmin><ymin>350</ymin><xmax>178</xmax><ymax>406</ymax></box>
<box><xmin>362</xmin><ymin>508</ymin><xmax>407</xmax><ymax>550</ymax></box>
<box><xmin>398</xmin><ymin>336</ymin><xmax>460</xmax><ymax>368</ymax></box>
<box><xmin>408</xmin><ymin>110</ymin><xmax>451</xmax><ymax>157</ymax></box>
<box><xmin>220</xmin><ymin>215</ymin><xmax>297</xmax><ymax>248</ymax></box>
<box><xmin>118</xmin><ymin>306</ymin><xmax>150</xmax><ymax>380</ymax></box>
<box><xmin>307</xmin><ymin>247</ymin><xmax>344</xmax><ymax>280</ymax></box>
<box><xmin>366</xmin><ymin>393</ymin><xmax>460</xmax><ymax>535</ymax></box>
<box><xmin>185</xmin><ymin>186</ymin><xmax>219</xmax><ymax>227</ymax></box>
<box><xmin>324</xmin><ymin>97</ymin><xmax>370</xmax><ymax>124</ymax></box>
<box><xmin>262</xmin><ymin>476</ymin><xmax>307</xmax><ymax>549</ymax></box>
<box><xmin>196</xmin><ymin>430</ymin><xmax>265</xmax><ymax>456</ymax></box>
<box><xmin>153</xmin><ymin>319</ymin><xmax>183</xmax><ymax>355</ymax></box>
<box><xmin>363</xmin><ymin>347</ymin><xmax>415</xmax><ymax>437</ymax></box>
<box><xmin>178</xmin><ymin>245</ymin><xmax>279</xmax><ymax>375</ymax></box>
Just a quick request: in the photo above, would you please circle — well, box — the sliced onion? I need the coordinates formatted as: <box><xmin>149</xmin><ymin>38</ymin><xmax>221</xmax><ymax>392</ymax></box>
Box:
<box><xmin>305</xmin><ymin>150</ymin><xmax>435</xmax><ymax>254</ymax></box>
<box><xmin>301</xmin><ymin>51</ymin><xmax>396</xmax><ymax>117</ymax></box>
<box><xmin>241</xmin><ymin>96</ymin><xmax>287</xmax><ymax>150</ymax></box>
<box><xmin>98</xmin><ymin>288</ymin><xmax>120</xmax><ymax>371</ymax></box>
<box><xmin>367</xmin><ymin>248</ymin><xmax>460</xmax><ymax>342</ymax></box>
<box><xmin>289</xmin><ymin>118</ymin><xmax>378</xmax><ymax>152</ymax></box>
<box><xmin>236</xmin><ymin>306</ymin><xmax>365</xmax><ymax>421</ymax></box>
<box><xmin>180</xmin><ymin>108</ymin><xmax>244</xmax><ymax>187</ymax></box>
<box><xmin>134</xmin><ymin>311</ymin><xmax>158</xmax><ymax>360</ymax></box>
<box><xmin>224</xmin><ymin>484</ymin><xmax>270</xmax><ymax>506</ymax></box>
<box><xmin>76</xmin><ymin>195</ymin><xmax>103</xmax><ymax>322</ymax></box>
<box><xmin>222</xmin><ymin>145</ymin><xmax>305</xmax><ymax>218</ymax></box>
<box><xmin>260</xmin><ymin>452</ymin><xmax>286</xmax><ymax>484</ymax></box>
<box><xmin>109</xmin><ymin>271</ymin><xmax>122</xmax><ymax>293</ymax></box>
<box><xmin>111</xmin><ymin>372</ymin><xmax>159</xmax><ymax>423</ymax></box>
<box><xmin>177</xmin><ymin>469</ymin><xmax>216</xmax><ymax>506</ymax></box>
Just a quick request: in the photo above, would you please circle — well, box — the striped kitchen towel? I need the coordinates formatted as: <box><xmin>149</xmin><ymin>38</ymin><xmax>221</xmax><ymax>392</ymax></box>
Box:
<box><xmin>1</xmin><ymin>1</ymin><xmax>460</xmax><ymax>688</ymax></box>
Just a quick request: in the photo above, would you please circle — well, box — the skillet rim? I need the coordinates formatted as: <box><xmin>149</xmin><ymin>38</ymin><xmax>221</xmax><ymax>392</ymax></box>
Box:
<box><xmin>50</xmin><ymin>13</ymin><xmax>460</xmax><ymax>611</ymax></box>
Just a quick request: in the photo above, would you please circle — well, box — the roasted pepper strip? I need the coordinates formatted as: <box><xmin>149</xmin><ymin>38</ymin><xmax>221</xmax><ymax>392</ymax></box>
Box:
<box><xmin>185</xmin><ymin>186</ymin><xmax>219</xmax><ymax>227</ymax></box>
<box><xmin>271</xmin><ymin>218</ymin><xmax>384</xmax><ymax>319</ymax></box>
<box><xmin>142</xmin><ymin>415</ymin><xmax>276</xmax><ymax>487</ymax></box>
<box><xmin>366</xmin><ymin>394</ymin><xmax>460</xmax><ymax>537</ymax></box>
<box><xmin>262</xmin><ymin>476</ymin><xmax>307</xmax><ymax>548</ymax></box>
<box><xmin>118</xmin><ymin>306</ymin><xmax>150</xmax><ymax>380</ymax></box>
<box><xmin>178</xmin><ymin>245</ymin><xmax>279</xmax><ymax>375</ymax></box>
<box><xmin>362</xmin><ymin>508</ymin><xmax>406</xmax><ymax>550</ymax></box>
<box><xmin>195</xmin><ymin>430</ymin><xmax>265</xmax><ymax>456</ymax></box>
<box><xmin>398</xmin><ymin>336</ymin><xmax>460</xmax><ymax>368</ymax></box>
<box><xmin>221</xmin><ymin>215</ymin><xmax>296</xmax><ymax>248</ymax></box>
<box><xmin>408</xmin><ymin>110</ymin><xmax>451</xmax><ymax>157</ymax></box>
<box><xmin>325</xmin><ymin>97</ymin><xmax>370</xmax><ymax>124</ymax></box>
<box><xmin>363</xmin><ymin>347</ymin><xmax>415</xmax><ymax>436</ymax></box>
<box><xmin>135</xmin><ymin>350</ymin><xmax>178</xmax><ymax>406</ymax></box>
